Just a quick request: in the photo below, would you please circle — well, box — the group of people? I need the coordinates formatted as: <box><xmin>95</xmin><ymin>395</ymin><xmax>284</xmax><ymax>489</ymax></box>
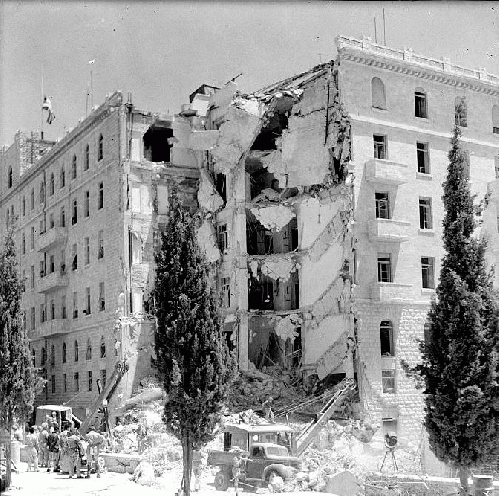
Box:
<box><xmin>24</xmin><ymin>413</ymin><xmax>106</xmax><ymax>479</ymax></box>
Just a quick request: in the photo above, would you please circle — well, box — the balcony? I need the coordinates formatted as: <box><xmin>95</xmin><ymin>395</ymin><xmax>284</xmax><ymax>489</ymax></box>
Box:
<box><xmin>32</xmin><ymin>319</ymin><xmax>70</xmax><ymax>339</ymax></box>
<box><xmin>38</xmin><ymin>271</ymin><xmax>68</xmax><ymax>293</ymax></box>
<box><xmin>364</xmin><ymin>159</ymin><xmax>408</xmax><ymax>185</ymax></box>
<box><xmin>38</xmin><ymin>227</ymin><xmax>67</xmax><ymax>252</ymax></box>
<box><xmin>368</xmin><ymin>219</ymin><xmax>410</xmax><ymax>242</ymax></box>
<box><xmin>371</xmin><ymin>282</ymin><xmax>413</xmax><ymax>302</ymax></box>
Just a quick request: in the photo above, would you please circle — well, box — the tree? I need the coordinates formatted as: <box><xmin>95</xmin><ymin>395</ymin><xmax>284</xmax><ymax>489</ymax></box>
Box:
<box><xmin>151</xmin><ymin>182</ymin><xmax>235</xmax><ymax>496</ymax></box>
<box><xmin>0</xmin><ymin>226</ymin><xmax>37</xmax><ymax>488</ymax></box>
<box><xmin>416</xmin><ymin>124</ymin><xmax>499</xmax><ymax>493</ymax></box>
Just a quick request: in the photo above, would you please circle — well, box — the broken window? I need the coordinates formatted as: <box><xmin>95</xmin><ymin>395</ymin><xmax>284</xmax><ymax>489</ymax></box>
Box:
<box><xmin>382</xmin><ymin>370</ymin><xmax>395</xmax><ymax>393</ymax></box>
<box><xmin>415</xmin><ymin>88</ymin><xmax>428</xmax><ymax>118</ymax></box>
<box><xmin>251</xmin><ymin>100</ymin><xmax>291</xmax><ymax>150</ymax></box>
<box><xmin>222</xmin><ymin>277</ymin><xmax>231</xmax><ymax>308</ymax></box>
<box><xmin>373</xmin><ymin>134</ymin><xmax>387</xmax><ymax>159</ymax></box>
<box><xmin>248</xmin><ymin>273</ymin><xmax>275</xmax><ymax>311</ymax></box>
<box><xmin>421</xmin><ymin>257</ymin><xmax>435</xmax><ymax>289</ymax></box>
<box><xmin>377</xmin><ymin>253</ymin><xmax>392</xmax><ymax>283</ymax></box>
<box><xmin>375</xmin><ymin>192</ymin><xmax>390</xmax><ymax>219</ymax></box>
<box><xmin>493</xmin><ymin>105</ymin><xmax>499</xmax><ymax>134</ymax></box>
<box><xmin>217</xmin><ymin>224</ymin><xmax>228</xmax><ymax>252</ymax></box>
<box><xmin>143</xmin><ymin>124</ymin><xmax>173</xmax><ymax>162</ymax></box>
<box><xmin>216</xmin><ymin>173</ymin><xmax>227</xmax><ymax>204</ymax></box>
<box><xmin>86</xmin><ymin>338</ymin><xmax>92</xmax><ymax>360</ymax></box>
<box><xmin>371</xmin><ymin>77</ymin><xmax>386</xmax><ymax>110</ymax></box>
<box><xmin>100</xmin><ymin>336</ymin><xmax>106</xmax><ymax>358</ymax></box>
<box><xmin>419</xmin><ymin>197</ymin><xmax>432</xmax><ymax>230</ymax></box>
<box><xmin>455</xmin><ymin>97</ymin><xmax>467</xmax><ymax>127</ymax></box>
<box><xmin>246</xmin><ymin>220</ymin><xmax>273</xmax><ymax>255</ymax></box>
<box><xmin>417</xmin><ymin>142</ymin><xmax>430</xmax><ymax>174</ymax></box>
<box><xmin>380</xmin><ymin>320</ymin><xmax>394</xmax><ymax>356</ymax></box>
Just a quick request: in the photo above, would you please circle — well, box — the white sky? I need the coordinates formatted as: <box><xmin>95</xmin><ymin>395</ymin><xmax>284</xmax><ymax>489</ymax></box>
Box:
<box><xmin>1</xmin><ymin>1</ymin><xmax>498</xmax><ymax>146</ymax></box>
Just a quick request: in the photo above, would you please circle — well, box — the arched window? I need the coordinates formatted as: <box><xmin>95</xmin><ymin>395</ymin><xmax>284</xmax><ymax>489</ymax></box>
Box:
<box><xmin>86</xmin><ymin>338</ymin><xmax>92</xmax><ymax>360</ymax></box>
<box><xmin>50</xmin><ymin>345</ymin><xmax>55</xmax><ymax>366</ymax></box>
<box><xmin>415</xmin><ymin>88</ymin><xmax>428</xmax><ymax>118</ymax></box>
<box><xmin>60</xmin><ymin>166</ymin><xmax>65</xmax><ymax>188</ymax></box>
<box><xmin>98</xmin><ymin>134</ymin><xmax>103</xmax><ymax>161</ymax></box>
<box><xmin>41</xmin><ymin>347</ymin><xmax>47</xmax><ymax>365</ymax></box>
<box><xmin>74</xmin><ymin>340</ymin><xmax>79</xmax><ymax>362</ymax></box>
<box><xmin>8</xmin><ymin>167</ymin><xmax>13</xmax><ymax>188</ymax></box>
<box><xmin>371</xmin><ymin>77</ymin><xmax>386</xmax><ymax>110</ymax></box>
<box><xmin>100</xmin><ymin>336</ymin><xmax>106</xmax><ymax>358</ymax></box>
<box><xmin>455</xmin><ymin>96</ymin><xmax>467</xmax><ymax>127</ymax></box>
<box><xmin>380</xmin><ymin>320</ymin><xmax>394</xmax><ymax>356</ymax></box>
<box><xmin>85</xmin><ymin>144</ymin><xmax>90</xmax><ymax>170</ymax></box>
<box><xmin>49</xmin><ymin>173</ymin><xmax>55</xmax><ymax>196</ymax></box>
<box><xmin>492</xmin><ymin>105</ymin><xmax>499</xmax><ymax>134</ymax></box>
<box><xmin>62</xmin><ymin>342</ymin><xmax>67</xmax><ymax>363</ymax></box>
<box><xmin>72</xmin><ymin>155</ymin><xmax>77</xmax><ymax>180</ymax></box>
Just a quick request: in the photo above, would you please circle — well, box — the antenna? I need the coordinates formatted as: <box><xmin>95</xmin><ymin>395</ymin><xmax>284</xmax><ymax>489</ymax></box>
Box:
<box><xmin>383</xmin><ymin>8</ymin><xmax>387</xmax><ymax>45</ymax></box>
<box><xmin>374</xmin><ymin>17</ymin><xmax>378</xmax><ymax>44</ymax></box>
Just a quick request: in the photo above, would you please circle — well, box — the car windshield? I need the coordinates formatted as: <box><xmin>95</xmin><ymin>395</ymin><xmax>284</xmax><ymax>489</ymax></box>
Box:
<box><xmin>265</xmin><ymin>446</ymin><xmax>289</xmax><ymax>456</ymax></box>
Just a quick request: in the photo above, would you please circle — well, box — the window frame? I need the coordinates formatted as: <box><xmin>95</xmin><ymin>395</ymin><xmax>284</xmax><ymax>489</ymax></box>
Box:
<box><xmin>382</xmin><ymin>370</ymin><xmax>396</xmax><ymax>394</ymax></box>
<box><xmin>419</xmin><ymin>197</ymin><xmax>433</xmax><ymax>230</ymax></box>
<box><xmin>417</xmin><ymin>141</ymin><xmax>430</xmax><ymax>174</ymax></box>
<box><xmin>380</xmin><ymin>320</ymin><xmax>395</xmax><ymax>356</ymax></box>
<box><xmin>373</xmin><ymin>134</ymin><xmax>387</xmax><ymax>159</ymax></box>
<box><xmin>375</xmin><ymin>192</ymin><xmax>390</xmax><ymax>219</ymax></box>
<box><xmin>415</xmin><ymin>88</ymin><xmax>428</xmax><ymax>118</ymax></box>
<box><xmin>377</xmin><ymin>253</ymin><xmax>392</xmax><ymax>283</ymax></box>
<box><xmin>421</xmin><ymin>256</ymin><xmax>435</xmax><ymax>289</ymax></box>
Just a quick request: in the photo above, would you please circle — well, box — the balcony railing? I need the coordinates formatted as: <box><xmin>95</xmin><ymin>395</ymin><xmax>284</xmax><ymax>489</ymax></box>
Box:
<box><xmin>37</xmin><ymin>227</ymin><xmax>67</xmax><ymax>252</ymax></box>
<box><xmin>38</xmin><ymin>271</ymin><xmax>68</xmax><ymax>293</ymax></box>
<box><xmin>368</xmin><ymin>219</ymin><xmax>410</xmax><ymax>242</ymax></box>
<box><xmin>371</xmin><ymin>282</ymin><xmax>413</xmax><ymax>302</ymax></box>
<box><xmin>364</xmin><ymin>159</ymin><xmax>408</xmax><ymax>185</ymax></box>
<box><xmin>31</xmin><ymin>319</ymin><xmax>70</xmax><ymax>339</ymax></box>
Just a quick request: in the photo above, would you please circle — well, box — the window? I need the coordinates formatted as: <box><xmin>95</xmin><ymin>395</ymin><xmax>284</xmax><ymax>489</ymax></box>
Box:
<box><xmin>50</xmin><ymin>345</ymin><xmax>55</xmax><ymax>366</ymax></box>
<box><xmin>30</xmin><ymin>307</ymin><xmax>35</xmax><ymax>331</ymax></box>
<box><xmin>377</xmin><ymin>253</ymin><xmax>392</xmax><ymax>283</ymax></box>
<box><xmin>88</xmin><ymin>371</ymin><xmax>93</xmax><ymax>391</ymax></box>
<box><xmin>375</xmin><ymin>192</ymin><xmax>390</xmax><ymax>219</ymax></box>
<box><xmin>8</xmin><ymin>167</ymin><xmax>13</xmax><ymax>188</ymax></box>
<box><xmin>380</xmin><ymin>321</ymin><xmax>394</xmax><ymax>356</ymax></box>
<box><xmin>74</xmin><ymin>340</ymin><xmax>79</xmax><ymax>362</ymax></box>
<box><xmin>22</xmin><ymin>233</ymin><xmax>26</xmax><ymax>254</ymax></box>
<box><xmin>417</xmin><ymin>142</ymin><xmax>430</xmax><ymax>174</ymax></box>
<box><xmin>30</xmin><ymin>188</ymin><xmax>35</xmax><ymax>210</ymax></box>
<box><xmin>222</xmin><ymin>277</ymin><xmax>231</xmax><ymax>307</ymax></box>
<box><xmin>419</xmin><ymin>197</ymin><xmax>432</xmax><ymax>230</ymax></box>
<box><xmin>49</xmin><ymin>173</ymin><xmax>54</xmax><ymax>196</ymax></box>
<box><xmin>30</xmin><ymin>226</ymin><xmax>35</xmax><ymax>249</ymax></box>
<box><xmin>63</xmin><ymin>374</ymin><xmax>67</xmax><ymax>393</ymax></box>
<box><xmin>99</xmin><ymin>282</ymin><xmax>105</xmax><ymax>311</ymax></box>
<box><xmin>40</xmin><ymin>218</ymin><xmax>46</xmax><ymax>235</ymax></box>
<box><xmin>455</xmin><ymin>97</ymin><xmax>467</xmax><ymax>127</ymax></box>
<box><xmin>50</xmin><ymin>299</ymin><xmax>55</xmax><ymax>320</ymax></box>
<box><xmin>217</xmin><ymin>224</ymin><xmax>228</xmax><ymax>252</ymax></box>
<box><xmin>495</xmin><ymin>156</ymin><xmax>499</xmax><ymax>179</ymax></box>
<box><xmin>382</xmin><ymin>370</ymin><xmax>396</xmax><ymax>393</ymax></box>
<box><xmin>60</xmin><ymin>206</ymin><xmax>66</xmax><ymax>227</ymax></box>
<box><xmin>72</xmin><ymin>155</ymin><xmax>77</xmax><ymax>180</ymax></box>
<box><xmin>51</xmin><ymin>375</ymin><xmax>55</xmax><ymax>394</ymax></box>
<box><xmin>60</xmin><ymin>167</ymin><xmax>65</xmax><ymax>188</ymax></box>
<box><xmin>86</xmin><ymin>338</ymin><xmax>92</xmax><ymax>360</ymax></box>
<box><xmin>373</xmin><ymin>134</ymin><xmax>387</xmax><ymax>159</ymax></box>
<box><xmin>73</xmin><ymin>292</ymin><xmax>78</xmax><ymax>319</ymax></box>
<box><xmin>84</xmin><ymin>237</ymin><xmax>90</xmax><ymax>265</ymax></box>
<box><xmin>421</xmin><ymin>257</ymin><xmax>435</xmax><ymax>289</ymax></box>
<box><xmin>84</xmin><ymin>190</ymin><xmax>90</xmax><ymax>217</ymax></box>
<box><xmin>49</xmin><ymin>212</ymin><xmax>54</xmax><ymax>229</ymax></box>
<box><xmin>98</xmin><ymin>230</ymin><xmax>104</xmax><ymax>259</ymax></box>
<box><xmin>49</xmin><ymin>254</ymin><xmax>54</xmax><ymax>274</ymax></box>
<box><xmin>98</xmin><ymin>134</ymin><xmax>103</xmax><ymax>161</ymax></box>
<box><xmin>100</xmin><ymin>336</ymin><xmax>106</xmax><ymax>358</ymax></box>
<box><xmin>72</xmin><ymin>243</ymin><xmax>77</xmax><ymax>271</ymax></box>
<box><xmin>85</xmin><ymin>287</ymin><xmax>91</xmax><ymax>315</ymax></box>
<box><xmin>22</xmin><ymin>196</ymin><xmax>26</xmax><ymax>216</ymax></box>
<box><xmin>72</xmin><ymin>199</ymin><xmax>77</xmax><ymax>224</ymax></box>
<box><xmin>41</xmin><ymin>347</ymin><xmax>47</xmax><ymax>366</ymax></box>
<box><xmin>100</xmin><ymin>369</ymin><xmax>107</xmax><ymax>387</ymax></box>
<box><xmin>98</xmin><ymin>182</ymin><xmax>103</xmax><ymax>209</ymax></box>
<box><xmin>62</xmin><ymin>295</ymin><xmax>67</xmax><ymax>319</ymax></box>
<box><xmin>415</xmin><ymin>88</ymin><xmax>427</xmax><ymax>118</ymax></box>
<box><xmin>40</xmin><ymin>303</ymin><xmax>46</xmax><ymax>323</ymax></box>
<box><xmin>62</xmin><ymin>342</ymin><xmax>67</xmax><ymax>363</ymax></box>
<box><xmin>30</xmin><ymin>265</ymin><xmax>35</xmax><ymax>289</ymax></box>
<box><xmin>40</xmin><ymin>181</ymin><xmax>45</xmax><ymax>204</ymax></box>
<box><xmin>74</xmin><ymin>372</ymin><xmax>79</xmax><ymax>392</ymax></box>
<box><xmin>61</xmin><ymin>250</ymin><xmax>66</xmax><ymax>275</ymax></box>
<box><xmin>31</xmin><ymin>349</ymin><xmax>36</xmax><ymax>367</ymax></box>
<box><xmin>85</xmin><ymin>144</ymin><xmax>90</xmax><ymax>170</ymax></box>
<box><xmin>493</xmin><ymin>105</ymin><xmax>499</xmax><ymax>134</ymax></box>
<box><xmin>40</xmin><ymin>260</ymin><xmax>45</xmax><ymax>279</ymax></box>
<box><xmin>371</xmin><ymin>77</ymin><xmax>386</xmax><ymax>110</ymax></box>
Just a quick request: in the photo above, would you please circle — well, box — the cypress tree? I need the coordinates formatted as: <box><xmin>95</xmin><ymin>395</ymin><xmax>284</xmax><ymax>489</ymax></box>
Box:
<box><xmin>417</xmin><ymin>124</ymin><xmax>499</xmax><ymax>493</ymax></box>
<box><xmin>0</xmin><ymin>226</ymin><xmax>37</xmax><ymax>488</ymax></box>
<box><xmin>151</xmin><ymin>182</ymin><xmax>235</xmax><ymax>496</ymax></box>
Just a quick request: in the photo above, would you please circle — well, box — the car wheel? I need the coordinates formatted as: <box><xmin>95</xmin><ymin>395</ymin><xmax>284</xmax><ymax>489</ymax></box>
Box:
<box><xmin>214</xmin><ymin>470</ymin><xmax>230</xmax><ymax>491</ymax></box>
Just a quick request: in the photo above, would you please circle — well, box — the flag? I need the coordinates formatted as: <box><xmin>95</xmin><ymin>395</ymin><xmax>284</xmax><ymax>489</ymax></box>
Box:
<box><xmin>42</xmin><ymin>96</ymin><xmax>56</xmax><ymax>124</ymax></box>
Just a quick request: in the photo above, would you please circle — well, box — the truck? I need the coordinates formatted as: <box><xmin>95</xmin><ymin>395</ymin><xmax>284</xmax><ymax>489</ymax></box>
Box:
<box><xmin>207</xmin><ymin>423</ymin><xmax>301</xmax><ymax>491</ymax></box>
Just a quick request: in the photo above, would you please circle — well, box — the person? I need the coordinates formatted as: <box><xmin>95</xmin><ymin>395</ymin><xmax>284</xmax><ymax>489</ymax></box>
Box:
<box><xmin>59</xmin><ymin>425</ymin><xmax>70</xmax><ymax>473</ymax></box>
<box><xmin>85</xmin><ymin>426</ymin><xmax>105</xmax><ymax>478</ymax></box>
<box><xmin>26</xmin><ymin>426</ymin><xmax>39</xmax><ymax>472</ymax></box>
<box><xmin>38</xmin><ymin>423</ymin><xmax>50</xmax><ymax>468</ymax></box>
<box><xmin>136</xmin><ymin>419</ymin><xmax>148</xmax><ymax>454</ymax></box>
<box><xmin>231</xmin><ymin>449</ymin><xmax>247</xmax><ymax>496</ymax></box>
<box><xmin>191</xmin><ymin>449</ymin><xmax>204</xmax><ymax>492</ymax></box>
<box><xmin>67</xmin><ymin>428</ymin><xmax>83</xmax><ymax>478</ymax></box>
<box><xmin>47</xmin><ymin>426</ymin><xmax>60</xmax><ymax>472</ymax></box>
<box><xmin>262</xmin><ymin>396</ymin><xmax>275</xmax><ymax>422</ymax></box>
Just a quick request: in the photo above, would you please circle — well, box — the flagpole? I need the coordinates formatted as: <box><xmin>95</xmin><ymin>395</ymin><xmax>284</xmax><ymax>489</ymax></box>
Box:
<box><xmin>41</xmin><ymin>67</ymin><xmax>44</xmax><ymax>139</ymax></box>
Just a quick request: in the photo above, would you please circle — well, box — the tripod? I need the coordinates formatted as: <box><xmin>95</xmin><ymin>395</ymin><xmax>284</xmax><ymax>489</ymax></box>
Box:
<box><xmin>380</xmin><ymin>446</ymin><xmax>398</xmax><ymax>471</ymax></box>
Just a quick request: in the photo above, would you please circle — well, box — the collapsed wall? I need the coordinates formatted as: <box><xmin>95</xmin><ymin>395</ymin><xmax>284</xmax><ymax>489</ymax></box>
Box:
<box><xmin>191</xmin><ymin>61</ymin><xmax>356</xmax><ymax>388</ymax></box>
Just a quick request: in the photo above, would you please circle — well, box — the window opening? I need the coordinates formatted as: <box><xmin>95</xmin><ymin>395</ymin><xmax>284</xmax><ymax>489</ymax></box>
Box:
<box><xmin>377</xmin><ymin>253</ymin><xmax>392</xmax><ymax>282</ymax></box>
<box><xmin>417</xmin><ymin>142</ymin><xmax>430</xmax><ymax>174</ymax></box>
<box><xmin>375</xmin><ymin>192</ymin><xmax>390</xmax><ymax>219</ymax></box>
<box><xmin>373</xmin><ymin>134</ymin><xmax>387</xmax><ymax>159</ymax></box>
<box><xmin>371</xmin><ymin>77</ymin><xmax>386</xmax><ymax>110</ymax></box>
<box><xmin>380</xmin><ymin>321</ymin><xmax>394</xmax><ymax>356</ymax></box>
<box><xmin>415</xmin><ymin>89</ymin><xmax>428</xmax><ymax>118</ymax></box>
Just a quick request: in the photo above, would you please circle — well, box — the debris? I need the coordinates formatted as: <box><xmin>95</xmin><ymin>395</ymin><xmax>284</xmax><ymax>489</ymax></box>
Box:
<box><xmin>324</xmin><ymin>470</ymin><xmax>360</xmax><ymax>496</ymax></box>
<box><xmin>274</xmin><ymin>314</ymin><xmax>302</xmax><ymax>341</ymax></box>
<box><xmin>250</xmin><ymin>204</ymin><xmax>296</xmax><ymax>232</ymax></box>
<box><xmin>198</xmin><ymin>169</ymin><xmax>224</xmax><ymax>213</ymax></box>
<box><xmin>196</xmin><ymin>220</ymin><xmax>221</xmax><ymax>263</ymax></box>
<box><xmin>260</xmin><ymin>254</ymin><xmax>297</xmax><ymax>282</ymax></box>
<box><xmin>131</xmin><ymin>460</ymin><xmax>156</xmax><ymax>486</ymax></box>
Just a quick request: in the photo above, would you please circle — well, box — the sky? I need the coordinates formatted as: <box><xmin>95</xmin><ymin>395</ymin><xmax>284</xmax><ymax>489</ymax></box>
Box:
<box><xmin>1</xmin><ymin>1</ymin><xmax>498</xmax><ymax>147</ymax></box>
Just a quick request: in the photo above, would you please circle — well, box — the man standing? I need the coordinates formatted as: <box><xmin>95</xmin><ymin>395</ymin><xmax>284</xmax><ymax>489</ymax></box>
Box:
<box><xmin>38</xmin><ymin>423</ymin><xmax>50</xmax><ymax>468</ymax></box>
<box><xmin>25</xmin><ymin>427</ymin><xmax>39</xmax><ymax>472</ymax></box>
<box><xmin>67</xmin><ymin>428</ymin><xmax>83</xmax><ymax>478</ymax></box>
<box><xmin>191</xmin><ymin>449</ymin><xmax>205</xmax><ymax>492</ymax></box>
<box><xmin>232</xmin><ymin>449</ymin><xmax>247</xmax><ymax>496</ymax></box>
<box><xmin>47</xmin><ymin>426</ymin><xmax>60</xmax><ymax>472</ymax></box>
<box><xmin>84</xmin><ymin>426</ymin><xmax>105</xmax><ymax>478</ymax></box>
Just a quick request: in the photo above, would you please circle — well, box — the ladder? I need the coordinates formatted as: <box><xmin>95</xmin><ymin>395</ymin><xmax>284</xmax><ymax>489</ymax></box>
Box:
<box><xmin>295</xmin><ymin>377</ymin><xmax>356</xmax><ymax>456</ymax></box>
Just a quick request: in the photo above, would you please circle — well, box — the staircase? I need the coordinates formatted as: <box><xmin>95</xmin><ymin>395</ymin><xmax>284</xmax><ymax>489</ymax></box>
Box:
<box><xmin>295</xmin><ymin>377</ymin><xmax>356</xmax><ymax>456</ymax></box>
